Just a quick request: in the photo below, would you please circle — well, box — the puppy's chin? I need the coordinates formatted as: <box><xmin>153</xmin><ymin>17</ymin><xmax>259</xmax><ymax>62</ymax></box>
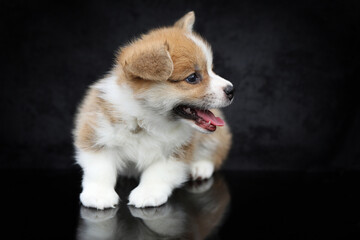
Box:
<box><xmin>180</xmin><ymin>119</ymin><xmax>215</xmax><ymax>134</ymax></box>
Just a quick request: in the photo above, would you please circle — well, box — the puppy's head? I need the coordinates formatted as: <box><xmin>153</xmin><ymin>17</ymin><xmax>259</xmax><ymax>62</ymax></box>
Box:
<box><xmin>117</xmin><ymin>11</ymin><xmax>234</xmax><ymax>133</ymax></box>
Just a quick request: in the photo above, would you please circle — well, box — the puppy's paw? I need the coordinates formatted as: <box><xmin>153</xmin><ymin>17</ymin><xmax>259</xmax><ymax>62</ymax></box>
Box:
<box><xmin>128</xmin><ymin>185</ymin><xmax>170</xmax><ymax>208</ymax></box>
<box><xmin>190</xmin><ymin>161</ymin><xmax>214</xmax><ymax>181</ymax></box>
<box><xmin>80</xmin><ymin>186</ymin><xmax>119</xmax><ymax>210</ymax></box>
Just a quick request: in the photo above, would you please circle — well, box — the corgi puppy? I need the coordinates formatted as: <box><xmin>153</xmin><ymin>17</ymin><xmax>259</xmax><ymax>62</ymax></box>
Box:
<box><xmin>73</xmin><ymin>11</ymin><xmax>234</xmax><ymax>209</ymax></box>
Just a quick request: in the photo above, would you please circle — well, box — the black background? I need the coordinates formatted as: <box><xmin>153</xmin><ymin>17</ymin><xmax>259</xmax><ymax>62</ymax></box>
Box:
<box><xmin>1</xmin><ymin>1</ymin><xmax>360</xmax><ymax>239</ymax></box>
<box><xmin>1</xmin><ymin>0</ymin><xmax>359</xmax><ymax>171</ymax></box>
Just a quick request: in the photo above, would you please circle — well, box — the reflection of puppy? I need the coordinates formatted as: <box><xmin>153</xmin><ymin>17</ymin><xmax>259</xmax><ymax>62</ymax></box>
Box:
<box><xmin>77</xmin><ymin>174</ymin><xmax>230</xmax><ymax>239</ymax></box>
<box><xmin>73</xmin><ymin>11</ymin><xmax>233</xmax><ymax>209</ymax></box>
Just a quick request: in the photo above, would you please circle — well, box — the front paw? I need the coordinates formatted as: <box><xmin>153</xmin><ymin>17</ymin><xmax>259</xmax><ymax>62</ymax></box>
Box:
<box><xmin>128</xmin><ymin>185</ymin><xmax>170</xmax><ymax>208</ymax></box>
<box><xmin>190</xmin><ymin>161</ymin><xmax>214</xmax><ymax>180</ymax></box>
<box><xmin>80</xmin><ymin>186</ymin><xmax>119</xmax><ymax>210</ymax></box>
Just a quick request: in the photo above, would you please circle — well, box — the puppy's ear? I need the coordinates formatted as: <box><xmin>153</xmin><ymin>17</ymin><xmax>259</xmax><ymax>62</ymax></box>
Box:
<box><xmin>120</xmin><ymin>41</ymin><xmax>173</xmax><ymax>81</ymax></box>
<box><xmin>174</xmin><ymin>11</ymin><xmax>195</xmax><ymax>32</ymax></box>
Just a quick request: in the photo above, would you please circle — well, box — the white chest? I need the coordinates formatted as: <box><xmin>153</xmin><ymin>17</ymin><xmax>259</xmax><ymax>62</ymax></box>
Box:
<box><xmin>96</xmin><ymin>118</ymin><xmax>193</xmax><ymax>170</ymax></box>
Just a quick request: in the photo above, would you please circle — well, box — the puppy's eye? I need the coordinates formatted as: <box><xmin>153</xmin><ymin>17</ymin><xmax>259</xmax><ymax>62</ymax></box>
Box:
<box><xmin>185</xmin><ymin>73</ymin><xmax>201</xmax><ymax>84</ymax></box>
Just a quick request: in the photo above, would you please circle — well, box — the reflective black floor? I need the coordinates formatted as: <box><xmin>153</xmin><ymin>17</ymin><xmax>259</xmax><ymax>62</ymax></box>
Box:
<box><xmin>2</xmin><ymin>170</ymin><xmax>360</xmax><ymax>239</ymax></box>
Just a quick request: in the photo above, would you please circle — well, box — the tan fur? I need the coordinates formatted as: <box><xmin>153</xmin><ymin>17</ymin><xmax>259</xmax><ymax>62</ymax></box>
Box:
<box><xmin>74</xmin><ymin>11</ymin><xmax>231</xmax><ymax>168</ymax></box>
<box><xmin>205</xmin><ymin>109</ymin><xmax>232</xmax><ymax>169</ymax></box>
<box><xmin>73</xmin><ymin>88</ymin><xmax>121</xmax><ymax>151</ymax></box>
<box><xmin>120</xmin><ymin>41</ymin><xmax>173</xmax><ymax>81</ymax></box>
<box><xmin>174</xmin><ymin>11</ymin><xmax>195</xmax><ymax>32</ymax></box>
<box><xmin>74</xmin><ymin>88</ymin><xmax>101</xmax><ymax>151</ymax></box>
<box><xmin>115</xmin><ymin>27</ymin><xmax>210</xmax><ymax>103</ymax></box>
<box><xmin>171</xmin><ymin>110</ymin><xmax>231</xmax><ymax>167</ymax></box>
<box><xmin>172</xmin><ymin>139</ymin><xmax>195</xmax><ymax>164</ymax></box>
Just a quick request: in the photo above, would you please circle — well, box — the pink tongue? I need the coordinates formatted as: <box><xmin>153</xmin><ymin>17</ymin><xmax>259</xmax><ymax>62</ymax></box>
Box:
<box><xmin>195</xmin><ymin>109</ymin><xmax>225</xmax><ymax>126</ymax></box>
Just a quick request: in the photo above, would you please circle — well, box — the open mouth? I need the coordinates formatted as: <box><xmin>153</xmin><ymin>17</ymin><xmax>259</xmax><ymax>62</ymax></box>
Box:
<box><xmin>173</xmin><ymin>105</ymin><xmax>225</xmax><ymax>132</ymax></box>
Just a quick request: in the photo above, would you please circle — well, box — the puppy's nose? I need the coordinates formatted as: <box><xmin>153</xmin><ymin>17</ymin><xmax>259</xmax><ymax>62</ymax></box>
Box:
<box><xmin>223</xmin><ymin>85</ymin><xmax>234</xmax><ymax>100</ymax></box>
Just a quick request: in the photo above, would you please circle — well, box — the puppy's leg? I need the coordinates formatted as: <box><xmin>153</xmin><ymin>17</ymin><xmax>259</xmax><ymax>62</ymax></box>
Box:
<box><xmin>128</xmin><ymin>159</ymin><xmax>188</xmax><ymax>208</ymax></box>
<box><xmin>191</xmin><ymin>126</ymin><xmax>231</xmax><ymax>181</ymax></box>
<box><xmin>77</xmin><ymin>149</ymin><xmax>120</xmax><ymax>210</ymax></box>
<box><xmin>190</xmin><ymin>141</ymin><xmax>216</xmax><ymax>181</ymax></box>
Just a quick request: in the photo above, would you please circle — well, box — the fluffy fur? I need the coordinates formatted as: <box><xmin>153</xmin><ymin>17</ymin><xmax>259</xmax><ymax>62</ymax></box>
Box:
<box><xmin>73</xmin><ymin>11</ymin><xmax>234</xmax><ymax>209</ymax></box>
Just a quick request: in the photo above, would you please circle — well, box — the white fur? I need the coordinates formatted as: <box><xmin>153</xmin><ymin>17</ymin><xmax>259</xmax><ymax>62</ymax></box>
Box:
<box><xmin>77</xmin><ymin>150</ymin><xmax>120</xmax><ymax>210</ymax></box>
<box><xmin>128</xmin><ymin>159</ymin><xmax>188</xmax><ymax>208</ymax></box>
<box><xmin>190</xmin><ymin>160</ymin><xmax>214</xmax><ymax>180</ymax></box>
<box><xmin>76</xmin><ymin>76</ymin><xmax>195</xmax><ymax>209</ymax></box>
<box><xmin>208</xmin><ymin>70</ymin><xmax>234</xmax><ymax>106</ymax></box>
<box><xmin>190</xmin><ymin>134</ymin><xmax>219</xmax><ymax>179</ymax></box>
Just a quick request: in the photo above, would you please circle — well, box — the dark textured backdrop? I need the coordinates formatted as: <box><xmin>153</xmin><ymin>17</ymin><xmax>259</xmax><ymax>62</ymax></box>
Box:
<box><xmin>1</xmin><ymin>0</ymin><xmax>359</xmax><ymax>170</ymax></box>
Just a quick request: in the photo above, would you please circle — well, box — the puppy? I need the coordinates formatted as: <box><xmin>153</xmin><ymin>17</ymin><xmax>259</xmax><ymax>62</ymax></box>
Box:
<box><xmin>73</xmin><ymin>11</ymin><xmax>234</xmax><ymax>209</ymax></box>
